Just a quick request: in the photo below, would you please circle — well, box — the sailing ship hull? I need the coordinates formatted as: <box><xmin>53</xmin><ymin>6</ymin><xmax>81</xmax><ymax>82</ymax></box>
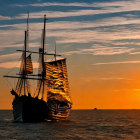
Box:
<box><xmin>12</xmin><ymin>96</ymin><xmax>49</xmax><ymax>122</ymax></box>
<box><xmin>12</xmin><ymin>95</ymin><xmax>71</xmax><ymax>122</ymax></box>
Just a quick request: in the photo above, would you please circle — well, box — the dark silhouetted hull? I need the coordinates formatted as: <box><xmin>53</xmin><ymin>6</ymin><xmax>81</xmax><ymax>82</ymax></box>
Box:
<box><xmin>12</xmin><ymin>96</ymin><xmax>71</xmax><ymax>122</ymax></box>
<box><xmin>12</xmin><ymin>96</ymin><xmax>48</xmax><ymax>122</ymax></box>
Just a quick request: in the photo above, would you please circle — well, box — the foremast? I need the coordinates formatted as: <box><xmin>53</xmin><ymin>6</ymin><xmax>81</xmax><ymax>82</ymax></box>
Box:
<box><xmin>15</xmin><ymin>12</ymin><xmax>32</xmax><ymax>96</ymax></box>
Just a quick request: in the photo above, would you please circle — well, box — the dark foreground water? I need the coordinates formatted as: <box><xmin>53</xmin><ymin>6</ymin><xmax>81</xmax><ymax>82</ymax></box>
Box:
<box><xmin>1</xmin><ymin>110</ymin><xmax>140</xmax><ymax>139</ymax></box>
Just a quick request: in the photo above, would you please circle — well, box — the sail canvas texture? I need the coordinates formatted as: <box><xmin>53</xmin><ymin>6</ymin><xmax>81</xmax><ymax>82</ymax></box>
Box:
<box><xmin>26</xmin><ymin>54</ymin><xmax>33</xmax><ymax>74</ymax></box>
<box><xmin>45</xmin><ymin>59</ymin><xmax>71</xmax><ymax>103</ymax></box>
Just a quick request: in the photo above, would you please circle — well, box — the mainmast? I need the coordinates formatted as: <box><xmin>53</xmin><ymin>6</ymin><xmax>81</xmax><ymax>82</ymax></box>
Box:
<box><xmin>41</xmin><ymin>15</ymin><xmax>47</xmax><ymax>99</ymax></box>
<box><xmin>24</xmin><ymin>30</ymin><xmax>27</xmax><ymax>95</ymax></box>
<box><xmin>42</xmin><ymin>14</ymin><xmax>46</xmax><ymax>59</ymax></box>
<box><xmin>26</xmin><ymin>12</ymin><xmax>29</xmax><ymax>50</ymax></box>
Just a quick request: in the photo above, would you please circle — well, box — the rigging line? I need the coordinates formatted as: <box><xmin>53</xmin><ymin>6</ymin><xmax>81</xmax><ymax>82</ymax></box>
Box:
<box><xmin>4</xmin><ymin>53</ymin><xmax>21</xmax><ymax>76</ymax></box>
<box><xmin>5</xmin><ymin>56</ymin><xmax>21</xmax><ymax>76</ymax></box>
<box><xmin>26</xmin><ymin>79</ymin><xmax>30</xmax><ymax>94</ymax></box>
<box><xmin>4</xmin><ymin>77</ymin><xmax>12</xmax><ymax>90</ymax></box>
<box><xmin>19</xmin><ymin>79</ymin><xmax>24</xmax><ymax>96</ymax></box>
<box><xmin>36</xmin><ymin>81</ymin><xmax>42</xmax><ymax>98</ymax></box>
<box><xmin>17</xmin><ymin>79</ymin><xmax>22</xmax><ymax>96</ymax></box>
<box><xmin>15</xmin><ymin>78</ymin><xmax>20</xmax><ymax>92</ymax></box>
<box><xmin>17</xmin><ymin>79</ymin><xmax>22</xmax><ymax>95</ymax></box>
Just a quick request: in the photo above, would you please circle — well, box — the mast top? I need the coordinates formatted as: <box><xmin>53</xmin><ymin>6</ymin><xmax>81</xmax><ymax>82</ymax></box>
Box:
<box><xmin>44</xmin><ymin>14</ymin><xmax>48</xmax><ymax>22</ymax></box>
<box><xmin>27</xmin><ymin>12</ymin><xmax>29</xmax><ymax>32</ymax></box>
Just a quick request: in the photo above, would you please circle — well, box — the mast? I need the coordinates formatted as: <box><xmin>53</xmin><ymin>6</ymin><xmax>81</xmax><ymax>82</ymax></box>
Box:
<box><xmin>26</xmin><ymin>12</ymin><xmax>29</xmax><ymax>50</ymax></box>
<box><xmin>42</xmin><ymin>15</ymin><xmax>47</xmax><ymax>99</ymax></box>
<box><xmin>23</xmin><ymin>13</ymin><xmax>29</xmax><ymax>95</ymax></box>
<box><xmin>23</xmin><ymin>12</ymin><xmax>29</xmax><ymax>95</ymax></box>
<box><xmin>4</xmin><ymin>14</ymin><xmax>61</xmax><ymax>97</ymax></box>
<box><xmin>24</xmin><ymin>30</ymin><xmax>27</xmax><ymax>95</ymax></box>
<box><xmin>42</xmin><ymin>14</ymin><xmax>46</xmax><ymax>58</ymax></box>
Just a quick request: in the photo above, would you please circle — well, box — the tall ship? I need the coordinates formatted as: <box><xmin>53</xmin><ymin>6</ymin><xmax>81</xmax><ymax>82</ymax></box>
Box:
<box><xmin>4</xmin><ymin>14</ymin><xmax>72</xmax><ymax>122</ymax></box>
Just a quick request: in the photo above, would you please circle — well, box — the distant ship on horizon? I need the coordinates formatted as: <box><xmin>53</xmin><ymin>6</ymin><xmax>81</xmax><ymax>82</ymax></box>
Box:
<box><xmin>93</xmin><ymin>108</ymin><xmax>98</xmax><ymax>110</ymax></box>
<box><xmin>4</xmin><ymin>14</ymin><xmax>72</xmax><ymax>122</ymax></box>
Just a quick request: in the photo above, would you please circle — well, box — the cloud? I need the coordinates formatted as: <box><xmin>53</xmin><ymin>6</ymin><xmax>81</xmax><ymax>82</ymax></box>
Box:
<box><xmin>0</xmin><ymin>61</ymin><xmax>39</xmax><ymax>69</ymax></box>
<box><xmin>100</xmin><ymin>77</ymin><xmax>125</xmax><ymax>80</ymax></box>
<box><xmin>130</xmin><ymin>52</ymin><xmax>140</xmax><ymax>55</ymax></box>
<box><xmin>13</xmin><ymin>0</ymin><xmax>140</xmax><ymax>12</ymax></box>
<box><xmin>64</xmin><ymin>45</ymin><xmax>134</xmax><ymax>55</ymax></box>
<box><xmin>12</xmin><ymin>0</ymin><xmax>140</xmax><ymax>20</ymax></box>
<box><xmin>0</xmin><ymin>15</ymin><xmax>11</xmax><ymax>20</ymax></box>
<box><xmin>83</xmin><ymin>46</ymin><xmax>134</xmax><ymax>55</ymax></box>
<box><xmin>93</xmin><ymin>60</ymin><xmax>140</xmax><ymax>65</ymax></box>
<box><xmin>4</xmin><ymin>16</ymin><xmax>140</xmax><ymax>31</ymax></box>
<box><xmin>13</xmin><ymin>9</ymin><xmax>106</xmax><ymax>19</ymax></box>
<box><xmin>1</xmin><ymin>1</ymin><xmax>140</xmax><ymax>58</ymax></box>
<box><xmin>1</xmin><ymin>17</ymin><xmax>140</xmax><ymax>54</ymax></box>
<box><xmin>29</xmin><ymin>2</ymin><xmax>90</xmax><ymax>7</ymax></box>
<box><xmin>0</xmin><ymin>53</ymin><xmax>21</xmax><ymax>63</ymax></box>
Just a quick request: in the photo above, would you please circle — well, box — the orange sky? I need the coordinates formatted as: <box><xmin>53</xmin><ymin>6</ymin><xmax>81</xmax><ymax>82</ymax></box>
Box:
<box><xmin>1</xmin><ymin>60</ymin><xmax>140</xmax><ymax>109</ymax></box>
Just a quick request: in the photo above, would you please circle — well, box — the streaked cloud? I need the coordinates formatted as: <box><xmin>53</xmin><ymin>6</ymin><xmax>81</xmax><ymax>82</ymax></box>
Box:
<box><xmin>13</xmin><ymin>9</ymin><xmax>106</xmax><ymax>19</ymax></box>
<box><xmin>11</xmin><ymin>0</ymin><xmax>140</xmax><ymax>20</ymax></box>
<box><xmin>0</xmin><ymin>53</ymin><xmax>21</xmax><ymax>63</ymax></box>
<box><xmin>0</xmin><ymin>61</ymin><xmax>39</xmax><ymax>69</ymax></box>
<box><xmin>0</xmin><ymin>15</ymin><xmax>11</xmax><ymax>20</ymax></box>
<box><xmin>1</xmin><ymin>17</ymin><xmax>140</xmax><ymax>55</ymax></box>
<box><xmin>100</xmin><ymin>77</ymin><xmax>125</xmax><ymax>80</ymax></box>
<box><xmin>93</xmin><ymin>60</ymin><xmax>140</xmax><ymax>65</ymax></box>
<box><xmin>65</xmin><ymin>45</ymin><xmax>134</xmax><ymax>55</ymax></box>
<box><xmin>130</xmin><ymin>52</ymin><xmax>140</xmax><ymax>55</ymax></box>
<box><xmin>1</xmin><ymin>1</ymin><xmax>140</xmax><ymax>65</ymax></box>
<box><xmin>13</xmin><ymin>2</ymin><xmax>91</xmax><ymax>7</ymax></box>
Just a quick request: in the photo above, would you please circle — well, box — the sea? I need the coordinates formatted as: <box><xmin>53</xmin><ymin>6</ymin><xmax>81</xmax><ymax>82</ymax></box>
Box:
<box><xmin>0</xmin><ymin>110</ymin><xmax>140</xmax><ymax>140</ymax></box>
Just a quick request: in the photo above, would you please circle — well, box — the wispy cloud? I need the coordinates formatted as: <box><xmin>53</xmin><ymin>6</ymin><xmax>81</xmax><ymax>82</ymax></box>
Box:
<box><xmin>65</xmin><ymin>45</ymin><xmax>134</xmax><ymax>55</ymax></box>
<box><xmin>12</xmin><ymin>0</ymin><xmax>140</xmax><ymax>20</ymax></box>
<box><xmin>1</xmin><ymin>17</ymin><xmax>140</xmax><ymax>54</ymax></box>
<box><xmin>4</xmin><ymin>16</ymin><xmax>140</xmax><ymax>31</ymax></box>
<box><xmin>0</xmin><ymin>53</ymin><xmax>21</xmax><ymax>63</ymax></box>
<box><xmin>13</xmin><ymin>9</ymin><xmax>105</xmax><ymax>19</ymax></box>
<box><xmin>13</xmin><ymin>0</ymin><xmax>140</xmax><ymax>13</ymax></box>
<box><xmin>93</xmin><ymin>60</ymin><xmax>140</xmax><ymax>65</ymax></box>
<box><xmin>0</xmin><ymin>15</ymin><xmax>11</xmax><ymax>20</ymax></box>
<box><xmin>130</xmin><ymin>52</ymin><xmax>140</xmax><ymax>55</ymax></box>
<box><xmin>0</xmin><ymin>61</ymin><xmax>39</xmax><ymax>69</ymax></box>
<box><xmin>1</xmin><ymin>0</ymin><xmax>140</xmax><ymax>61</ymax></box>
<box><xmin>100</xmin><ymin>77</ymin><xmax>125</xmax><ymax>80</ymax></box>
<box><xmin>13</xmin><ymin>2</ymin><xmax>91</xmax><ymax>7</ymax></box>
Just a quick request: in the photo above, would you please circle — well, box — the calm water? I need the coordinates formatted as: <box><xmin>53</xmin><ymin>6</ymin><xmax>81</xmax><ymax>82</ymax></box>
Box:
<box><xmin>1</xmin><ymin>110</ymin><xmax>140</xmax><ymax>139</ymax></box>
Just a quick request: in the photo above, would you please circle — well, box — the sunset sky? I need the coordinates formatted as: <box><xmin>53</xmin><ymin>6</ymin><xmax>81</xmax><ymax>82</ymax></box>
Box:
<box><xmin>1</xmin><ymin>0</ymin><xmax>140</xmax><ymax>109</ymax></box>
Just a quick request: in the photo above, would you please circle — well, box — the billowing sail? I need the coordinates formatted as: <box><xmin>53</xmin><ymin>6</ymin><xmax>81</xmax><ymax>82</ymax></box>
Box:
<box><xmin>45</xmin><ymin>58</ymin><xmax>71</xmax><ymax>103</ymax></box>
<box><xmin>26</xmin><ymin>54</ymin><xmax>33</xmax><ymax>74</ymax></box>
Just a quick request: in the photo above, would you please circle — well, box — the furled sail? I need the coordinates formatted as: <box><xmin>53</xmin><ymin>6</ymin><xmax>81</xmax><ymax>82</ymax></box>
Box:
<box><xmin>45</xmin><ymin>59</ymin><xmax>71</xmax><ymax>103</ymax></box>
<box><xmin>26</xmin><ymin>54</ymin><xmax>33</xmax><ymax>74</ymax></box>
